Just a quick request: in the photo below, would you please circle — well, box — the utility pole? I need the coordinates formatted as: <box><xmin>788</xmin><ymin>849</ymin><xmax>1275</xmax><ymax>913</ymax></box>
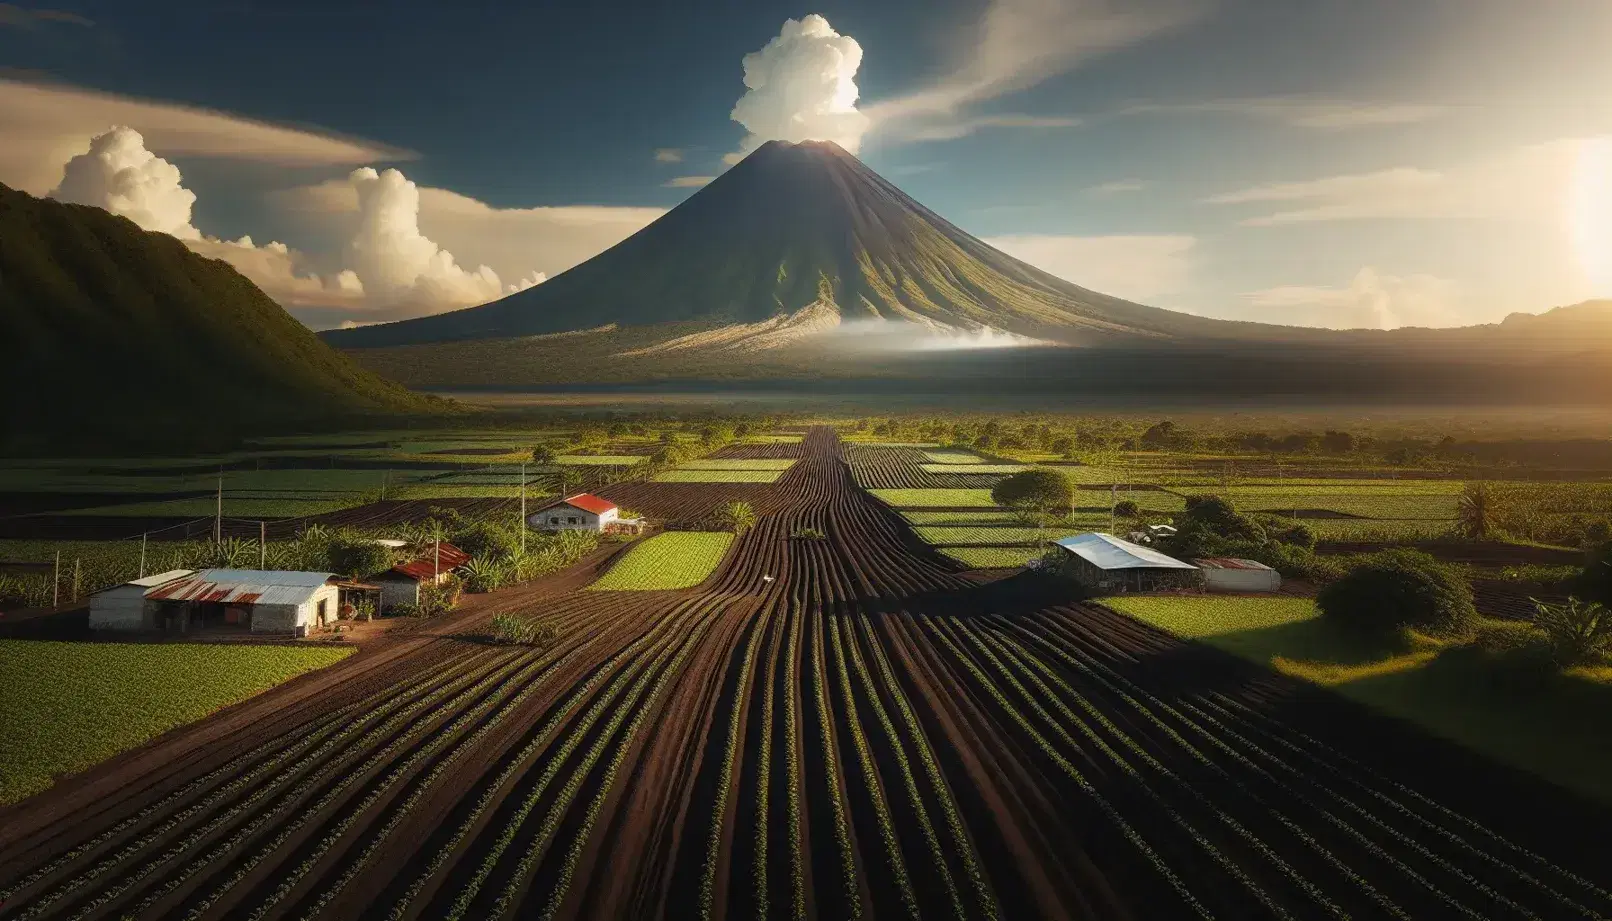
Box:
<box><xmin>72</xmin><ymin>558</ymin><xmax>80</xmax><ymax>602</ymax></box>
<box><xmin>215</xmin><ymin>471</ymin><xmax>223</xmax><ymax>544</ymax></box>
<box><xmin>1110</xmin><ymin>483</ymin><xmax>1117</xmax><ymax>534</ymax></box>
<box><xmin>53</xmin><ymin>550</ymin><xmax>60</xmax><ymax>607</ymax></box>
<box><xmin>519</xmin><ymin>463</ymin><xmax>527</xmax><ymax>557</ymax></box>
<box><xmin>434</xmin><ymin>523</ymin><xmax>441</xmax><ymax>581</ymax></box>
<box><xmin>260</xmin><ymin>521</ymin><xmax>267</xmax><ymax>569</ymax></box>
<box><xmin>139</xmin><ymin>533</ymin><xmax>147</xmax><ymax>579</ymax></box>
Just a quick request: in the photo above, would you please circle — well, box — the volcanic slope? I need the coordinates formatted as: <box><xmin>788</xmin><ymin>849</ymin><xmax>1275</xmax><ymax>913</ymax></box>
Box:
<box><xmin>0</xmin><ymin>182</ymin><xmax>438</xmax><ymax>437</ymax></box>
<box><xmin>4</xmin><ymin>429</ymin><xmax>1612</xmax><ymax>919</ymax></box>
<box><xmin>323</xmin><ymin>139</ymin><xmax>1248</xmax><ymax>350</ymax></box>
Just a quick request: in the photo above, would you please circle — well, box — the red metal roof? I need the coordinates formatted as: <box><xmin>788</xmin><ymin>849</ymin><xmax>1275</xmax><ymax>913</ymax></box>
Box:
<box><xmin>538</xmin><ymin>493</ymin><xmax>617</xmax><ymax>516</ymax></box>
<box><xmin>389</xmin><ymin>542</ymin><xmax>470</xmax><ymax>581</ymax></box>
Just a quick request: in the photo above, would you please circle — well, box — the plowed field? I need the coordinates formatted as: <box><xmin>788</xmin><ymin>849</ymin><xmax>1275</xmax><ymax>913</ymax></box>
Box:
<box><xmin>2</xmin><ymin>428</ymin><xmax>1609</xmax><ymax>920</ymax></box>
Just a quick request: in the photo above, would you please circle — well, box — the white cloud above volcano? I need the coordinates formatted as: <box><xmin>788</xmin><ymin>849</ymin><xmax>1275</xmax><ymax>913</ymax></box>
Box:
<box><xmin>730</xmin><ymin>14</ymin><xmax>870</xmax><ymax>155</ymax></box>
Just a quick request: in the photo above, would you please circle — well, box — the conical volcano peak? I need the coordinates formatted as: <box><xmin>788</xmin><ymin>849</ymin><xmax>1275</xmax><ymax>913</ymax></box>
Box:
<box><xmin>324</xmin><ymin>134</ymin><xmax>1228</xmax><ymax>349</ymax></box>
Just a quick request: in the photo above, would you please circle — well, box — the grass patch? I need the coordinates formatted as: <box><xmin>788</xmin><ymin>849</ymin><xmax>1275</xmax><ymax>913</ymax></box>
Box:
<box><xmin>742</xmin><ymin>434</ymin><xmax>802</xmax><ymax>443</ymax></box>
<box><xmin>0</xmin><ymin>640</ymin><xmax>352</xmax><ymax>805</ymax></box>
<box><xmin>589</xmin><ymin>532</ymin><xmax>734</xmax><ymax>590</ymax></box>
<box><xmin>1304</xmin><ymin>519</ymin><xmax>1455</xmax><ymax>541</ymax></box>
<box><xmin>900</xmin><ymin>510</ymin><xmax>1024</xmax><ymax>525</ymax></box>
<box><xmin>914</xmin><ymin>526</ymin><xmax>1081</xmax><ymax>546</ymax></box>
<box><xmin>651</xmin><ymin>469</ymin><xmax>783</xmax><ymax>483</ymax></box>
<box><xmin>1103</xmin><ymin>595</ymin><xmax>1612</xmax><ymax>806</ymax></box>
<box><xmin>940</xmin><ymin>546</ymin><xmax>1042</xmax><ymax>569</ymax></box>
<box><xmin>921</xmin><ymin>450</ymin><xmax>988</xmax><ymax>465</ymax></box>
<box><xmin>869</xmin><ymin>488</ymin><xmax>998</xmax><ymax>508</ymax></box>
<box><xmin>917</xmin><ymin>464</ymin><xmax>1029</xmax><ymax>475</ymax></box>
<box><xmin>554</xmin><ymin>455</ymin><xmax>645</xmax><ymax>466</ymax></box>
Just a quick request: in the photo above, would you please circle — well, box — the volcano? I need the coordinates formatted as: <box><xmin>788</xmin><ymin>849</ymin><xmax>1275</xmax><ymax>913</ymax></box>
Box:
<box><xmin>323</xmin><ymin>140</ymin><xmax>1246</xmax><ymax>349</ymax></box>
<box><xmin>323</xmin><ymin>140</ymin><xmax>1612</xmax><ymax>402</ymax></box>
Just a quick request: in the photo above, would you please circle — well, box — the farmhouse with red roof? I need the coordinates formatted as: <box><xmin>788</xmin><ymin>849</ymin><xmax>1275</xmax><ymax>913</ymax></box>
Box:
<box><xmin>529</xmin><ymin>493</ymin><xmax>636</xmax><ymax>533</ymax></box>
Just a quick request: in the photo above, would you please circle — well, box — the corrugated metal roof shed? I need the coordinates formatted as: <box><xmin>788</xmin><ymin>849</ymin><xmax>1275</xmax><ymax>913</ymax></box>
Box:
<box><xmin>1054</xmin><ymin>533</ymin><xmax>1197</xmax><ymax>571</ymax></box>
<box><xmin>145</xmin><ymin>569</ymin><xmax>335</xmax><ymax>606</ymax></box>
<box><xmin>94</xmin><ymin>569</ymin><xmax>194</xmax><ymax>594</ymax></box>
<box><xmin>388</xmin><ymin>542</ymin><xmax>470</xmax><ymax>581</ymax></box>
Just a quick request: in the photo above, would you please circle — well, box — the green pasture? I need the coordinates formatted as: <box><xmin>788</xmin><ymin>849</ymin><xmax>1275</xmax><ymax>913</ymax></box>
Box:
<box><xmin>588</xmin><ymin>532</ymin><xmax>733</xmax><ymax>590</ymax></box>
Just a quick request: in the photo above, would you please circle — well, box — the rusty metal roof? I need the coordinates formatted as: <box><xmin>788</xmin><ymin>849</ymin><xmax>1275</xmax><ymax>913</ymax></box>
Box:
<box><xmin>535</xmin><ymin>493</ymin><xmax>616</xmax><ymax>516</ymax></box>
<box><xmin>388</xmin><ymin>542</ymin><xmax>470</xmax><ymax>581</ymax></box>
<box><xmin>1194</xmin><ymin>558</ymin><xmax>1276</xmax><ymax>571</ymax></box>
<box><xmin>145</xmin><ymin>569</ymin><xmax>336</xmax><ymax>606</ymax></box>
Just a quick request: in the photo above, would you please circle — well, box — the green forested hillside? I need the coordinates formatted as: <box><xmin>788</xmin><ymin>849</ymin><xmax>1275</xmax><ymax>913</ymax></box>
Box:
<box><xmin>0</xmin><ymin>183</ymin><xmax>441</xmax><ymax>444</ymax></box>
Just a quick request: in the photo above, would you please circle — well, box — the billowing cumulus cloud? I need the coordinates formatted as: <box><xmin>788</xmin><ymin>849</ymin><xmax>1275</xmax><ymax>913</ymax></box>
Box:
<box><xmin>730</xmin><ymin>14</ymin><xmax>869</xmax><ymax>156</ymax></box>
<box><xmin>0</xmin><ymin>77</ymin><xmax>409</xmax><ymax>196</ymax></box>
<box><xmin>51</xmin><ymin>127</ymin><xmax>200</xmax><ymax>239</ymax></box>
<box><xmin>1242</xmin><ymin>268</ymin><xmax>1462</xmax><ymax>330</ymax></box>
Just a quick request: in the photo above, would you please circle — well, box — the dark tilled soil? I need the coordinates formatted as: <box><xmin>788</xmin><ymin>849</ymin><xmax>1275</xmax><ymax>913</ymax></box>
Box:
<box><xmin>2</xmin><ymin>428</ymin><xmax>1610</xmax><ymax>920</ymax></box>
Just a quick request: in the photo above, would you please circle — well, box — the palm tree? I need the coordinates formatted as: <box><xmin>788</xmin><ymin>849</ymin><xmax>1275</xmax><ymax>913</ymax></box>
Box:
<box><xmin>1457</xmin><ymin>482</ymin><xmax>1502</xmax><ymax>540</ymax></box>
<box><xmin>720</xmin><ymin>501</ymin><xmax>758</xmax><ymax>537</ymax></box>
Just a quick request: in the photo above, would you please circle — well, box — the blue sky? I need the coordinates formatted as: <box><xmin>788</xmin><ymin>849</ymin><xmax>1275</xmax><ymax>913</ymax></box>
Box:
<box><xmin>2</xmin><ymin>0</ymin><xmax>1609</xmax><ymax>329</ymax></box>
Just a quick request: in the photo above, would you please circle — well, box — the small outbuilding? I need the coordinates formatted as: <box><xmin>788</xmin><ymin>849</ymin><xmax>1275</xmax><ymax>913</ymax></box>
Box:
<box><xmin>1052</xmin><ymin>532</ymin><xmax>1201</xmax><ymax>593</ymax></box>
<box><xmin>144</xmin><ymin>569</ymin><xmax>340</xmax><ymax>636</ymax></box>
<box><xmin>1195</xmin><ymin>558</ymin><xmax>1282</xmax><ymax>593</ymax></box>
<box><xmin>88</xmin><ymin>570</ymin><xmax>194</xmax><ymax>631</ymax></box>
<box><xmin>530</xmin><ymin>494</ymin><xmax>643</xmax><ymax>534</ymax></box>
<box><xmin>372</xmin><ymin>541</ymin><xmax>470</xmax><ymax>612</ymax></box>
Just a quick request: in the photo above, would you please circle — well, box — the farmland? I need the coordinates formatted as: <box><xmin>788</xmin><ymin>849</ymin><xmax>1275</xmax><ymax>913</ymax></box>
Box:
<box><xmin>0</xmin><ymin>641</ymin><xmax>352</xmax><ymax>805</ymax></box>
<box><xmin>3</xmin><ymin>426</ymin><xmax>1609</xmax><ymax>920</ymax></box>
<box><xmin>588</xmin><ymin>532</ymin><xmax>734</xmax><ymax>590</ymax></box>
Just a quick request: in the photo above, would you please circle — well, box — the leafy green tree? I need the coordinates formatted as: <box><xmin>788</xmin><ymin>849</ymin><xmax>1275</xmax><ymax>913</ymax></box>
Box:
<box><xmin>326</xmin><ymin>539</ymin><xmax>396</xmax><ymax>581</ymax></box>
<box><xmin>1113</xmin><ymin>499</ymin><xmax>1140</xmax><ymax>518</ymax></box>
<box><xmin>1530</xmin><ymin>597</ymin><xmax>1612</xmax><ymax>667</ymax></box>
<box><xmin>991</xmin><ymin>469</ymin><xmax>1073</xmax><ymax>521</ymax></box>
<box><xmin>530</xmin><ymin>444</ymin><xmax>558</xmax><ymax>465</ymax></box>
<box><xmin>1320</xmin><ymin>430</ymin><xmax>1358</xmax><ymax>453</ymax></box>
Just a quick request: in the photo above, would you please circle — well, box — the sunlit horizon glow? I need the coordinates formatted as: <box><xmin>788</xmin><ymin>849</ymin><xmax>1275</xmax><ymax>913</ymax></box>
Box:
<box><xmin>1572</xmin><ymin>136</ymin><xmax>1612</xmax><ymax>298</ymax></box>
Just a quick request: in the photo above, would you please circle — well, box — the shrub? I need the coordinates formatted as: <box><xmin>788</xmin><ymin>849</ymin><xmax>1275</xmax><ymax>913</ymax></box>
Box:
<box><xmin>791</xmin><ymin>526</ymin><xmax>826</xmax><ymax>540</ymax></box>
<box><xmin>450</xmin><ymin>519</ymin><xmax>520</xmax><ymax>562</ymax></box>
<box><xmin>1317</xmin><ymin>549</ymin><xmax>1478</xmax><ymax>639</ymax></box>
<box><xmin>991</xmin><ymin>469</ymin><xmax>1073</xmax><ymax>519</ymax></box>
<box><xmin>1113</xmin><ymin>499</ymin><xmax>1140</xmax><ymax>518</ymax></box>
<box><xmin>490</xmin><ymin>614</ymin><xmax>561</xmax><ymax>648</ymax></box>
<box><xmin>1530</xmin><ymin>597</ymin><xmax>1612</xmax><ymax>667</ymax></box>
<box><xmin>1179</xmin><ymin>495</ymin><xmax>1263</xmax><ymax>541</ymax></box>
<box><xmin>720</xmin><ymin>501</ymin><xmax>758</xmax><ymax>536</ymax></box>
<box><xmin>415</xmin><ymin>574</ymin><xmax>462</xmax><ymax>616</ymax></box>
<box><xmin>461</xmin><ymin>555</ymin><xmax>509</xmax><ymax>593</ymax></box>
<box><xmin>1456</xmin><ymin>482</ymin><xmax>1503</xmax><ymax>540</ymax></box>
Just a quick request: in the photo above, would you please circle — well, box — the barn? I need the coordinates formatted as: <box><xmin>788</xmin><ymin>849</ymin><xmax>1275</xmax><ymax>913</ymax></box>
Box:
<box><xmin>372</xmin><ymin>541</ymin><xmax>470</xmax><ymax>611</ymax></box>
<box><xmin>1053</xmin><ymin>532</ymin><xmax>1202</xmax><ymax>593</ymax></box>
<box><xmin>1195</xmin><ymin>557</ymin><xmax>1282</xmax><ymax>593</ymax></box>
<box><xmin>143</xmin><ymin>569</ymin><xmax>341</xmax><ymax>636</ymax></box>
<box><xmin>529</xmin><ymin>493</ymin><xmax>620</xmax><ymax>533</ymax></box>
<box><xmin>88</xmin><ymin>570</ymin><xmax>194</xmax><ymax>631</ymax></box>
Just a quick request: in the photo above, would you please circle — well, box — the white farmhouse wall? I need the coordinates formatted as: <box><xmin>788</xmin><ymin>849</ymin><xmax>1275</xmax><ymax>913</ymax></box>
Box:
<box><xmin>529</xmin><ymin>506</ymin><xmax>616</xmax><ymax>533</ymax></box>
<box><xmin>1202</xmin><ymin>567</ymin><xmax>1281</xmax><ymax>593</ymax></box>
<box><xmin>89</xmin><ymin>586</ymin><xmax>151</xmax><ymax>630</ymax></box>
<box><xmin>250</xmin><ymin>584</ymin><xmax>339</xmax><ymax>633</ymax></box>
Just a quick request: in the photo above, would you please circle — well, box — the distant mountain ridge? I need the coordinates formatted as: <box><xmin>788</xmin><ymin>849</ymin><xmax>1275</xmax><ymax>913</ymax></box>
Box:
<box><xmin>0</xmin><ymin>182</ymin><xmax>439</xmax><ymax>442</ymax></box>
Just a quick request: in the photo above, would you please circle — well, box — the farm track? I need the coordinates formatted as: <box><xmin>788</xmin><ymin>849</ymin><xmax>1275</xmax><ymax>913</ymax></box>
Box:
<box><xmin>4</xmin><ymin>428</ymin><xmax>1611</xmax><ymax>919</ymax></box>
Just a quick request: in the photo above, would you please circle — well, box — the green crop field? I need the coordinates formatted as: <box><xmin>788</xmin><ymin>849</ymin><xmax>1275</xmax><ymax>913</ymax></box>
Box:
<box><xmin>914</xmin><ymin>525</ymin><xmax>1081</xmax><ymax>546</ymax></box>
<box><xmin>59</xmin><ymin>498</ymin><xmax>354</xmax><ymax>518</ymax></box>
<box><xmin>869</xmin><ymin>488</ymin><xmax>998</xmax><ymax>508</ymax></box>
<box><xmin>917</xmin><ymin>464</ymin><xmax>1029</xmax><ymax>475</ymax></box>
<box><xmin>941</xmin><ymin>546</ymin><xmax>1042</xmax><ymax>568</ymax></box>
<box><xmin>1231</xmin><ymin>494</ymin><xmax>1458</xmax><ymax>519</ymax></box>
<box><xmin>0</xmin><ymin>640</ymin><xmax>353</xmax><ymax>805</ymax></box>
<box><xmin>900</xmin><ymin>509</ymin><xmax>1024</xmax><ymax>525</ymax></box>
<box><xmin>1301</xmin><ymin>519</ymin><xmax>1455</xmax><ymax>541</ymax></box>
<box><xmin>554</xmin><ymin>455</ymin><xmax>646</xmax><ymax>466</ymax></box>
<box><xmin>676</xmin><ymin>459</ymin><xmax>798</xmax><ymax>470</ymax></box>
<box><xmin>589</xmin><ymin>532</ymin><xmax>734</xmax><ymax>590</ymax></box>
<box><xmin>651</xmin><ymin>469</ymin><xmax>783</xmax><ymax>483</ymax></box>
<box><xmin>921</xmin><ymin>450</ymin><xmax>988</xmax><ymax>465</ymax></box>
<box><xmin>741</xmin><ymin>434</ymin><xmax>803</xmax><ymax>443</ymax></box>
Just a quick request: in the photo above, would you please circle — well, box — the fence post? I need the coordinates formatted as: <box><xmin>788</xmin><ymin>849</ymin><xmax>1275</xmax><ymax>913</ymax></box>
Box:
<box><xmin>53</xmin><ymin>550</ymin><xmax>60</xmax><ymax>608</ymax></box>
<box><xmin>73</xmin><ymin>558</ymin><xmax>80</xmax><ymax>602</ymax></box>
<box><xmin>140</xmin><ymin>532</ymin><xmax>148</xmax><ymax>579</ymax></box>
